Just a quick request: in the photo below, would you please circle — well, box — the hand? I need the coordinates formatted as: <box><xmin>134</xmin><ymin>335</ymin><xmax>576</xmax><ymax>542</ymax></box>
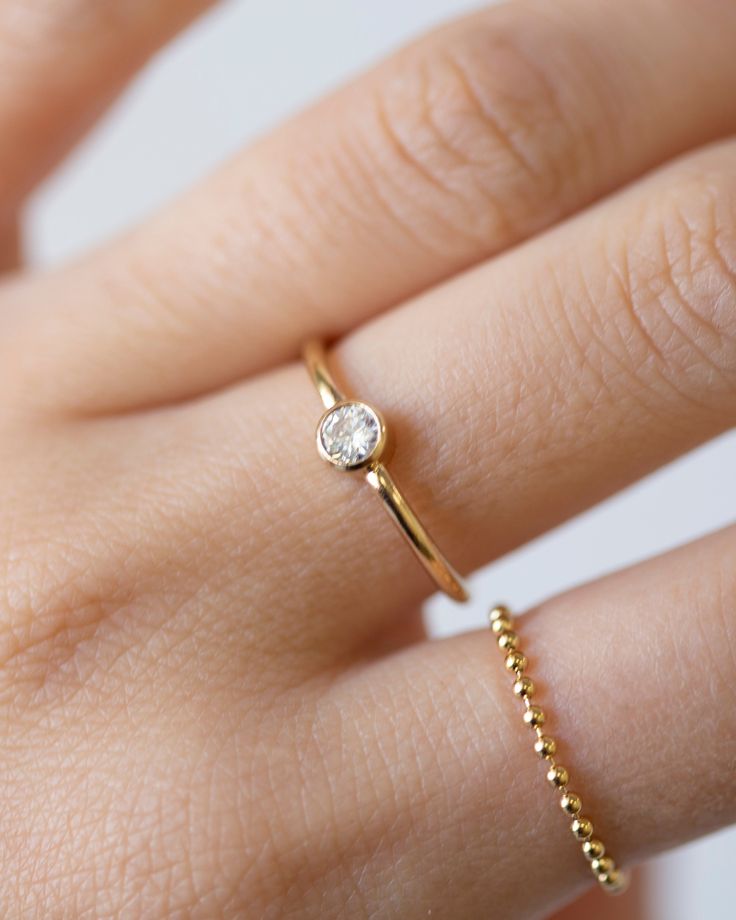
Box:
<box><xmin>1</xmin><ymin>1</ymin><xmax>734</xmax><ymax>916</ymax></box>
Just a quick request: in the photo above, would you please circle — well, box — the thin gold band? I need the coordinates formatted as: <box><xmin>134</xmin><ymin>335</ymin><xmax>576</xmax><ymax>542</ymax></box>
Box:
<box><xmin>488</xmin><ymin>605</ymin><xmax>629</xmax><ymax>896</ymax></box>
<box><xmin>304</xmin><ymin>340</ymin><xmax>468</xmax><ymax>603</ymax></box>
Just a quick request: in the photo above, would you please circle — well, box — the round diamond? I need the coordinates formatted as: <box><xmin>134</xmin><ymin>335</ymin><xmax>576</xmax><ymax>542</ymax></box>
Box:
<box><xmin>318</xmin><ymin>402</ymin><xmax>381</xmax><ymax>468</ymax></box>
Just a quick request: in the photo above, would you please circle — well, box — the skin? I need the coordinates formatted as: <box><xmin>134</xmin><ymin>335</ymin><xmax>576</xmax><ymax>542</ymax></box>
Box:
<box><xmin>0</xmin><ymin>0</ymin><xmax>734</xmax><ymax>916</ymax></box>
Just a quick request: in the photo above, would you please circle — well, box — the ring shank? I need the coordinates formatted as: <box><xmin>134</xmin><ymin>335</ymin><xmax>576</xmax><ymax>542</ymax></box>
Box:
<box><xmin>364</xmin><ymin>463</ymin><xmax>467</xmax><ymax>602</ymax></box>
<box><xmin>304</xmin><ymin>340</ymin><xmax>345</xmax><ymax>408</ymax></box>
<box><xmin>304</xmin><ymin>341</ymin><xmax>468</xmax><ymax>603</ymax></box>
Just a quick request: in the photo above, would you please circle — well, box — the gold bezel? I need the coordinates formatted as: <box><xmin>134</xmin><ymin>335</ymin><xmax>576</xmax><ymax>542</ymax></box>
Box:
<box><xmin>316</xmin><ymin>400</ymin><xmax>387</xmax><ymax>471</ymax></box>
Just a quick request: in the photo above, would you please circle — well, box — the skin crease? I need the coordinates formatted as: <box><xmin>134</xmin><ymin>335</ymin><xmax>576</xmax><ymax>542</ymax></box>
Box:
<box><xmin>0</xmin><ymin>0</ymin><xmax>734</xmax><ymax>918</ymax></box>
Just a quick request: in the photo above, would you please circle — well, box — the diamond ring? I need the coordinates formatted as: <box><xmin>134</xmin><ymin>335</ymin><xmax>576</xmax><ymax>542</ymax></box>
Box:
<box><xmin>304</xmin><ymin>340</ymin><xmax>468</xmax><ymax>603</ymax></box>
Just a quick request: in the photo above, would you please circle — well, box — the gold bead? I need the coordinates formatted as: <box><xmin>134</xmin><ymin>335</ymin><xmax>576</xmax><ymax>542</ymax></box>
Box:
<box><xmin>560</xmin><ymin>793</ymin><xmax>582</xmax><ymax>815</ymax></box>
<box><xmin>591</xmin><ymin>856</ymin><xmax>615</xmax><ymax>879</ymax></box>
<box><xmin>533</xmin><ymin>736</ymin><xmax>556</xmax><ymax>758</ymax></box>
<box><xmin>571</xmin><ymin>817</ymin><xmax>594</xmax><ymax>840</ymax></box>
<box><xmin>582</xmin><ymin>839</ymin><xmax>605</xmax><ymax>861</ymax></box>
<box><xmin>523</xmin><ymin>706</ymin><xmax>545</xmax><ymax>728</ymax></box>
<box><xmin>491</xmin><ymin>616</ymin><xmax>512</xmax><ymax>634</ymax></box>
<box><xmin>489</xmin><ymin>606</ymin><xmax>512</xmax><ymax>633</ymax></box>
<box><xmin>546</xmin><ymin>765</ymin><xmax>569</xmax><ymax>788</ymax></box>
<box><xmin>497</xmin><ymin>630</ymin><xmax>519</xmax><ymax>650</ymax></box>
<box><xmin>600</xmin><ymin>869</ymin><xmax>628</xmax><ymax>894</ymax></box>
<box><xmin>513</xmin><ymin>677</ymin><xmax>534</xmax><ymax>699</ymax></box>
<box><xmin>505</xmin><ymin>651</ymin><xmax>527</xmax><ymax>674</ymax></box>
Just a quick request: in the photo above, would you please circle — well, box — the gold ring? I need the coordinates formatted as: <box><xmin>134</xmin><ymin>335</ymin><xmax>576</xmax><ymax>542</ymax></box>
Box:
<box><xmin>488</xmin><ymin>605</ymin><xmax>629</xmax><ymax>896</ymax></box>
<box><xmin>304</xmin><ymin>340</ymin><xmax>468</xmax><ymax>603</ymax></box>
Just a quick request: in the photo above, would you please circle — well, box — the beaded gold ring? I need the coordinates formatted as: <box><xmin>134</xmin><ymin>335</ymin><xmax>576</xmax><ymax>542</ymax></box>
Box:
<box><xmin>488</xmin><ymin>605</ymin><xmax>629</xmax><ymax>896</ymax></box>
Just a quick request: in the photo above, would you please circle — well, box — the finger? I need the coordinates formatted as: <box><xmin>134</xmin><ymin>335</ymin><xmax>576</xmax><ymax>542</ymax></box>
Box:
<box><xmin>4</xmin><ymin>0</ymin><xmax>736</xmax><ymax>413</ymax></box>
<box><xmin>6</xmin><ymin>139</ymin><xmax>734</xmax><ymax>693</ymax></box>
<box><xmin>548</xmin><ymin>870</ymin><xmax>648</xmax><ymax>920</ymax></box>
<box><xmin>100</xmin><ymin>139</ymin><xmax>734</xmax><ymax>669</ymax></box>
<box><xmin>0</xmin><ymin>217</ymin><xmax>20</xmax><ymax>273</ymax></box>
<box><xmin>0</xmin><ymin>0</ymin><xmax>215</xmax><ymax>210</ymax></box>
<box><xmin>365</xmin><ymin>607</ymin><xmax>428</xmax><ymax>658</ymax></box>
<box><xmin>268</xmin><ymin>526</ymin><xmax>736</xmax><ymax>919</ymax></box>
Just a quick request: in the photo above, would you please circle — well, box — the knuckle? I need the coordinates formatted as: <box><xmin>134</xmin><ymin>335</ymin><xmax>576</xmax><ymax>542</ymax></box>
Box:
<box><xmin>620</xmin><ymin>157</ymin><xmax>736</xmax><ymax>401</ymax></box>
<box><xmin>352</xmin><ymin>11</ymin><xmax>598</xmax><ymax>252</ymax></box>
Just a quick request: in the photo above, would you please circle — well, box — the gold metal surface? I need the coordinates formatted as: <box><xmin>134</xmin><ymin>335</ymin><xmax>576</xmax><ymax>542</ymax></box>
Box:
<box><xmin>488</xmin><ymin>605</ymin><xmax>630</xmax><ymax>897</ymax></box>
<box><xmin>304</xmin><ymin>340</ymin><xmax>468</xmax><ymax>603</ymax></box>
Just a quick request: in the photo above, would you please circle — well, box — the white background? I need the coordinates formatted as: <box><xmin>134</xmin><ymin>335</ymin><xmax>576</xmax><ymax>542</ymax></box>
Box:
<box><xmin>28</xmin><ymin>1</ymin><xmax>734</xmax><ymax>917</ymax></box>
